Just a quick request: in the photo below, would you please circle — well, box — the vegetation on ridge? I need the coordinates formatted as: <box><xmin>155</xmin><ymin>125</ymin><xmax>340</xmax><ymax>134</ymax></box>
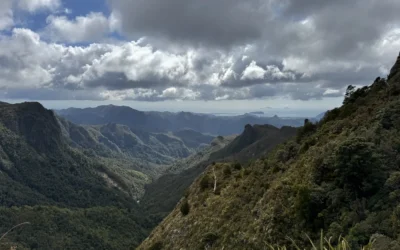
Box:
<box><xmin>138</xmin><ymin>55</ymin><xmax>400</xmax><ymax>249</ymax></box>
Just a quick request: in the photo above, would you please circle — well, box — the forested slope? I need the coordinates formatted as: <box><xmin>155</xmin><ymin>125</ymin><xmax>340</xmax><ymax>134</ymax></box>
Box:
<box><xmin>138</xmin><ymin>54</ymin><xmax>400</xmax><ymax>250</ymax></box>
<box><xmin>0</xmin><ymin>102</ymin><xmax>150</xmax><ymax>249</ymax></box>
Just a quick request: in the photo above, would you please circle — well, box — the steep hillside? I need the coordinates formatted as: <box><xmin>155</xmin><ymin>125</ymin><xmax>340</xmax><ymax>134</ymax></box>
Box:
<box><xmin>138</xmin><ymin>54</ymin><xmax>400</xmax><ymax>249</ymax></box>
<box><xmin>57</xmin><ymin>118</ymin><xmax>215</xmax><ymax>198</ymax></box>
<box><xmin>210</xmin><ymin>124</ymin><xmax>297</xmax><ymax>161</ymax></box>
<box><xmin>141</xmin><ymin>124</ymin><xmax>295</xmax><ymax>224</ymax></box>
<box><xmin>0</xmin><ymin>102</ymin><xmax>150</xmax><ymax>249</ymax></box>
<box><xmin>57</xmin><ymin>106</ymin><xmax>305</xmax><ymax>135</ymax></box>
<box><xmin>59</xmin><ymin>119</ymin><xmax>208</xmax><ymax>165</ymax></box>
<box><xmin>166</xmin><ymin>135</ymin><xmax>236</xmax><ymax>175</ymax></box>
<box><xmin>141</xmin><ymin>135</ymin><xmax>235</xmax><ymax>220</ymax></box>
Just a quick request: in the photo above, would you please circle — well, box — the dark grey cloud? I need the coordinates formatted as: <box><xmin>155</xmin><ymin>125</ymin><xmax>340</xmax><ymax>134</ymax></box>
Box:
<box><xmin>0</xmin><ymin>88</ymin><xmax>104</xmax><ymax>101</ymax></box>
<box><xmin>108</xmin><ymin>0</ymin><xmax>272</xmax><ymax>47</ymax></box>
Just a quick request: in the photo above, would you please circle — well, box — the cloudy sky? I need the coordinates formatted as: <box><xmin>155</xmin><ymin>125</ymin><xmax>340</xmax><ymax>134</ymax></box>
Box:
<box><xmin>0</xmin><ymin>0</ymin><xmax>399</xmax><ymax>115</ymax></box>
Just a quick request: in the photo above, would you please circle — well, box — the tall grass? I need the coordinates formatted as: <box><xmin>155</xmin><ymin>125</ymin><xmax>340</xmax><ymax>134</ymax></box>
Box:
<box><xmin>265</xmin><ymin>231</ymin><xmax>373</xmax><ymax>250</ymax></box>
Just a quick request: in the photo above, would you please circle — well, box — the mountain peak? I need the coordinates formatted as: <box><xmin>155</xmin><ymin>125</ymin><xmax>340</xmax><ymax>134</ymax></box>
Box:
<box><xmin>0</xmin><ymin>102</ymin><xmax>62</xmax><ymax>152</ymax></box>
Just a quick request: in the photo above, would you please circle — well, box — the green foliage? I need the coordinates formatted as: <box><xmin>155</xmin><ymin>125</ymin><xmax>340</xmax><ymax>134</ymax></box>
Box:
<box><xmin>201</xmin><ymin>232</ymin><xmax>218</xmax><ymax>248</ymax></box>
<box><xmin>200</xmin><ymin>175</ymin><xmax>210</xmax><ymax>191</ymax></box>
<box><xmin>223</xmin><ymin>165</ymin><xmax>232</xmax><ymax>177</ymax></box>
<box><xmin>334</xmin><ymin>138</ymin><xmax>384</xmax><ymax>196</ymax></box>
<box><xmin>148</xmin><ymin>241</ymin><xmax>163</xmax><ymax>250</ymax></box>
<box><xmin>233</xmin><ymin>162</ymin><xmax>242</xmax><ymax>170</ymax></box>
<box><xmin>343</xmin><ymin>85</ymin><xmax>356</xmax><ymax>104</ymax></box>
<box><xmin>296</xmin><ymin>119</ymin><xmax>317</xmax><ymax>142</ymax></box>
<box><xmin>322</xmin><ymin>108</ymin><xmax>341</xmax><ymax>123</ymax></box>
<box><xmin>180</xmin><ymin>200</ymin><xmax>190</xmax><ymax>216</ymax></box>
<box><xmin>266</xmin><ymin>231</ymin><xmax>373</xmax><ymax>250</ymax></box>
<box><xmin>0</xmin><ymin>206</ymin><xmax>149</xmax><ymax>250</ymax></box>
<box><xmin>0</xmin><ymin>103</ymin><xmax>157</xmax><ymax>249</ymax></box>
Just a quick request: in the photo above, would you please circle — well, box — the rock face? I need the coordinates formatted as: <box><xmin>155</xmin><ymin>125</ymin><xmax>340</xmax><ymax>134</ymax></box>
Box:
<box><xmin>389</xmin><ymin>52</ymin><xmax>400</xmax><ymax>80</ymax></box>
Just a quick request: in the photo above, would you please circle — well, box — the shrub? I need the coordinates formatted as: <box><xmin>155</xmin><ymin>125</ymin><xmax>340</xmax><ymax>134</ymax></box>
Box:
<box><xmin>233</xmin><ymin>162</ymin><xmax>242</xmax><ymax>170</ymax></box>
<box><xmin>322</xmin><ymin>108</ymin><xmax>340</xmax><ymax>124</ymax></box>
<box><xmin>201</xmin><ymin>232</ymin><xmax>218</xmax><ymax>247</ymax></box>
<box><xmin>149</xmin><ymin>241</ymin><xmax>163</xmax><ymax>250</ymax></box>
<box><xmin>180</xmin><ymin>200</ymin><xmax>190</xmax><ymax>216</ymax></box>
<box><xmin>296</xmin><ymin>119</ymin><xmax>317</xmax><ymax>142</ymax></box>
<box><xmin>200</xmin><ymin>175</ymin><xmax>210</xmax><ymax>191</ymax></box>
<box><xmin>334</xmin><ymin>138</ymin><xmax>383</xmax><ymax>196</ymax></box>
<box><xmin>242</xmin><ymin>168</ymin><xmax>251</xmax><ymax>176</ymax></box>
<box><xmin>223</xmin><ymin>165</ymin><xmax>232</xmax><ymax>177</ymax></box>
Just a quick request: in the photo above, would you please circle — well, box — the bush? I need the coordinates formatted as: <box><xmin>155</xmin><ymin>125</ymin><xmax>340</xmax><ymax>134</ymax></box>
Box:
<box><xmin>149</xmin><ymin>241</ymin><xmax>163</xmax><ymax>250</ymax></box>
<box><xmin>200</xmin><ymin>175</ymin><xmax>210</xmax><ymax>191</ymax></box>
<box><xmin>180</xmin><ymin>200</ymin><xmax>190</xmax><ymax>216</ymax></box>
<box><xmin>242</xmin><ymin>168</ymin><xmax>251</xmax><ymax>176</ymax></box>
<box><xmin>296</xmin><ymin>119</ymin><xmax>317</xmax><ymax>142</ymax></box>
<box><xmin>201</xmin><ymin>232</ymin><xmax>218</xmax><ymax>247</ymax></box>
<box><xmin>223</xmin><ymin>165</ymin><xmax>232</xmax><ymax>177</ymax></box>
<box><xmin>334</xmin><ymin>138</ymin><xmax>383</xmax><ymax>196</ymax></box>
<box><xmin>322</xmin><ymin>108</ymin><xmax>340</xmax><ymax>124</ymax></box>
<box><xmin>233</xmin><ymin>162</ymin><xmax>242</xmax><ymax>170</ymax></box>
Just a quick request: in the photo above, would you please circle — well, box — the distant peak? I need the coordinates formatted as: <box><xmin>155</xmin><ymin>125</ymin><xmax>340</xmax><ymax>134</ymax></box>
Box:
<box><xmin>244</xmin><ymin>124</ymin><xmax>253</xmax><ymax>130</ymax></box>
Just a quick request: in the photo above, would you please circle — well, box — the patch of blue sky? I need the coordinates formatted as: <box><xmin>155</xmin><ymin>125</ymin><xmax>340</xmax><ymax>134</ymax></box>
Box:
<box><xmin>12</xmin><ymin>0</ymin><xmax>110</xmax><ymax>33</ymax></box>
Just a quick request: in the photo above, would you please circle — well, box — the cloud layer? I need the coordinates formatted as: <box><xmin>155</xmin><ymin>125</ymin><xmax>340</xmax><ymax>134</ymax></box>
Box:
<box><xmin>0</xmin><ymin>0</ymin><xmax>400</xmax><ymax>102</ymax></box>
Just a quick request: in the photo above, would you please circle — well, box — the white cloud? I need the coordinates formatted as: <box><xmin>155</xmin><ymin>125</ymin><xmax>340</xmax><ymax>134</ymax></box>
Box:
<box><xmin>0</xmin><ymin>0</ymin><xmax>14</xmax><ymax>31</ymax></box>
<box><xmin>241</xmin><ymin>61</ymin><xmax>266</xmax><ymax>80</ymax></box>
<box><xmin>323</xmin><ymin>88</ymin><xmax>341</xmax><ymax>96</ymax></box>
<box><xmin>18</xmin><ymin>0</ymin><xmax>61</xmax><ymax>13</ymax></box>
<box><xmin>160</xmin><ymin>87</ymin><xmax>199</xmax><ymax>100</ymax></box>
<box><xmin>0</xmin><ymin>25</ymin><xmax>399</xmax><ymax>102</ymax></box>
<box><xmin>45</xmin><ymin>12</ymin><xmax>111</xmax><ymax>43</ymax></box>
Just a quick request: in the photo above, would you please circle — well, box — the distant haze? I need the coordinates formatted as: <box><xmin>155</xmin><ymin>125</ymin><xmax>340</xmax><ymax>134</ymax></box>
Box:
<box><xmin>2</xmin><ymin>98</ymin><xmax>342</xmax><ymax>117</ymax></box>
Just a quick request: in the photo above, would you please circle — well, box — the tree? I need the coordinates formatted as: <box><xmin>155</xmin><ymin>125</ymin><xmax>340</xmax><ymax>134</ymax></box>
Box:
<box><xmin>343</xmin><ymin>85</ymin><xmax>356</xmax><ymax>104</ymax></box>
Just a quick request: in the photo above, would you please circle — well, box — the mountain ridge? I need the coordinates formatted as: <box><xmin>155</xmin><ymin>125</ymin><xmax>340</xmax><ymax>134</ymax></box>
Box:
<box><xmin>57</xmin><ymin>106</ymin><xmax>306</xmax><ymax>136</ymax></box>
<box><xmin>138</xmin><ymin>53</ymin><xmax>400</xmax><ymax>249</ymax></box>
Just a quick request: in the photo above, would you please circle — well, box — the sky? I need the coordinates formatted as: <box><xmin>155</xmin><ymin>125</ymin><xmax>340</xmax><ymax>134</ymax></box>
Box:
<box><xmin>0</xmin><ymin>0</ymin><xmax>399</xmax><ymax>116</ymax></box>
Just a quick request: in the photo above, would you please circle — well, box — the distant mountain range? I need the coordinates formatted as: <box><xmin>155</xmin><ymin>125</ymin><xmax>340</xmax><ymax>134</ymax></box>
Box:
<box><xmin>56</xmin><ymin>105</ymin><xmax>308</xmax><ymax>136</ymax></box>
